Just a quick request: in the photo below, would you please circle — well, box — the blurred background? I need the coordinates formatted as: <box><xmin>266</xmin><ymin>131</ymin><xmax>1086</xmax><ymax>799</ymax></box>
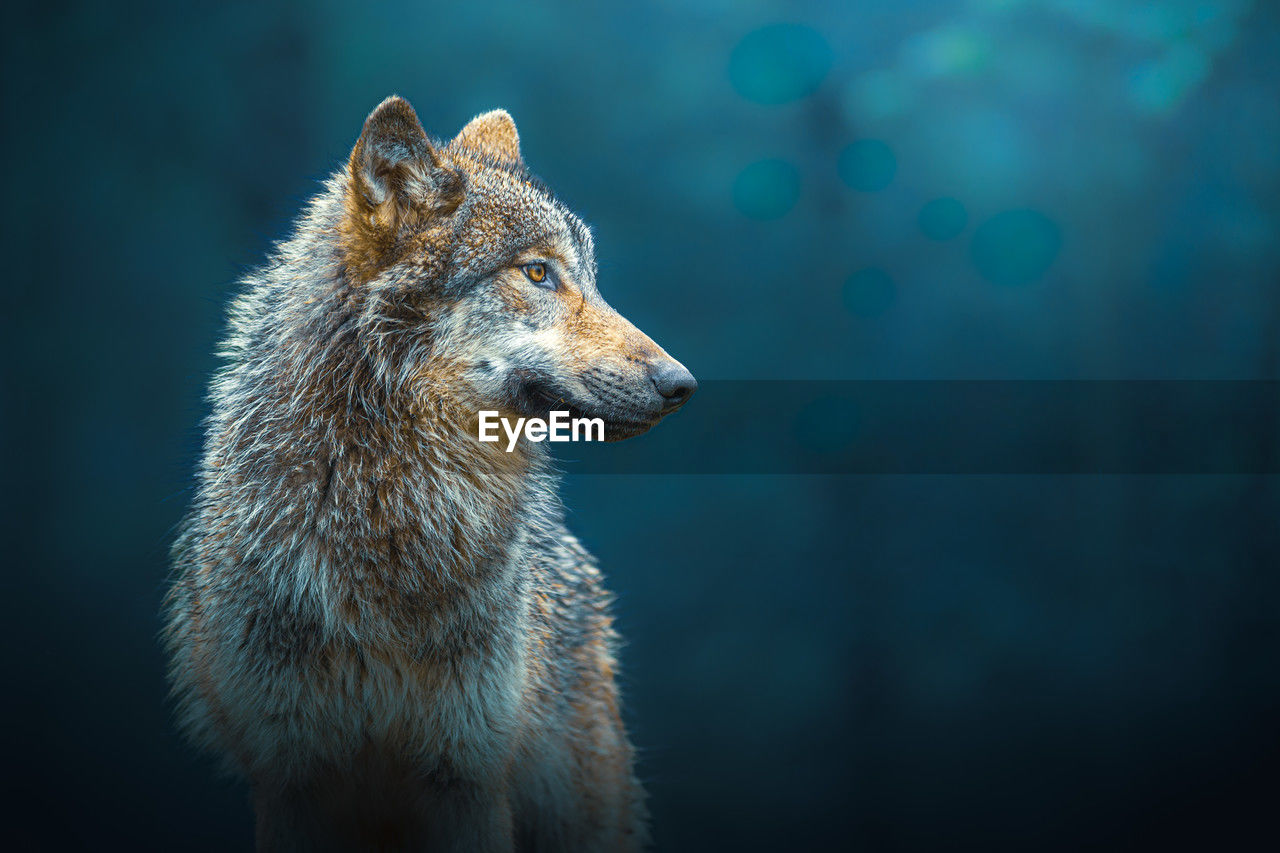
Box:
<box><xmin>4</xmin><ymin>0</ymin><xmax>1279</xmax><ymax>849</ymax></box>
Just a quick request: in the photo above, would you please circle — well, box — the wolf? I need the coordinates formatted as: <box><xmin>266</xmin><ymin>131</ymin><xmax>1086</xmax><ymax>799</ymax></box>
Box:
<box><xmin>163</xmin><ymin>95</ymin><xmax>695</xmax><ymax>852</ymax></box>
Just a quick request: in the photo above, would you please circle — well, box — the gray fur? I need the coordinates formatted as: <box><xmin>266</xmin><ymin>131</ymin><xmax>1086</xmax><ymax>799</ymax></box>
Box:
<box><xmin>163</xmin><ymin>97</ymin><xmax>691</xmax><ymax>851</ymax></box>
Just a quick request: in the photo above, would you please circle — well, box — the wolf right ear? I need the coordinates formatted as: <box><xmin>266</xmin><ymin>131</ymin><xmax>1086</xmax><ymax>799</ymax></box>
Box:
<box><xmin>346</xmin><ymin>96</ymin><xmax>464</xmax><ymax>234</ymax></box>
<box><xmin>451</xmin><ymin>109</ymin><xmax>522</xmax><ymax>166</ymax></box>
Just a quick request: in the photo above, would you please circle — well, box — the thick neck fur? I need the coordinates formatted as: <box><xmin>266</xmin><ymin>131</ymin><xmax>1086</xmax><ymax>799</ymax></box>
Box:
<box><xmin>199</xmin><ymin>177</ymin><xmax>557</xmax><ymax>649</ymax></box>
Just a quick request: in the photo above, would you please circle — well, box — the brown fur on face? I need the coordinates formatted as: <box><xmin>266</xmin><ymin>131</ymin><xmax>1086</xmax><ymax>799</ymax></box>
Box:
<box><xmin>327</xmin><ymin>96</ymin><xmax>694</xmax><ymax>442</ymax></box>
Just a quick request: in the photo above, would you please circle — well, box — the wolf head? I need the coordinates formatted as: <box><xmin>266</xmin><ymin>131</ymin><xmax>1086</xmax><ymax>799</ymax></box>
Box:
<box><xmin>336</xmin><ymin>95</ymin><xmax>694</xmax><ymax>441</ymax></box>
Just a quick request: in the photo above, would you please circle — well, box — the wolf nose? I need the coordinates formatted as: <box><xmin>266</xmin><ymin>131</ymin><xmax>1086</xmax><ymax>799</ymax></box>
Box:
<box><xmin>650</xmin><ymin>361</ymin><xmax>697</xmax><ymax>411</ymax></box>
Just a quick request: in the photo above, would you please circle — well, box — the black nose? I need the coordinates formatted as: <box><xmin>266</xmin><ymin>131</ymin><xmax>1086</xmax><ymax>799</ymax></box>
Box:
<box><xmin>650</xmin><ymin>361</ymin><xmax>697</xmax><ymax>410</ymax></box>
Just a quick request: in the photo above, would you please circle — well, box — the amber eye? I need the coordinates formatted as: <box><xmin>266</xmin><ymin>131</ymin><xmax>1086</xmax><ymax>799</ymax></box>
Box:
<box><xmin>522</xmin><ymin>262</ymin><xmax>551</xmax><ymax>287</ymax></box>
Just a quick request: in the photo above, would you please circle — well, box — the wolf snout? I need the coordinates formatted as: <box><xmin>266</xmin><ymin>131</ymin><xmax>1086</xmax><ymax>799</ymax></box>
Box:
<box><xmin>649</xmin><ymin>360</ymin><xmax>697</xmax><ymax>412</ymax></box>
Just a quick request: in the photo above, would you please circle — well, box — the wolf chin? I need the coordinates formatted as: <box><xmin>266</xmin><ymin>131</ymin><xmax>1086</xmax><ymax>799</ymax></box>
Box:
<box><xmin>164</xmin><ymin>95</ymin><xmax>695</xmax><ymax>852</ymax></box>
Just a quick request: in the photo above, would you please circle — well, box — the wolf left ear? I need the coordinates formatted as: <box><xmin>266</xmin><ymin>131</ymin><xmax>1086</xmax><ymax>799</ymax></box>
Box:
<box><xmin>347</xmin><ymin>96</ymin><xmax>464</xmax><ymax>234</ymax></box>
<box><xmin>451</xmin><ymin>110</ymin><xmax>522</xmax><ymax>166</ymax></box>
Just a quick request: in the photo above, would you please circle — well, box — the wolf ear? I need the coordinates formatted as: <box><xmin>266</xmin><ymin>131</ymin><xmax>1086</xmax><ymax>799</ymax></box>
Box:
<box><xmin>451</xmin><ymin>109</ymin><xmax>522</xmax><ymax>166</ymax></box>
<box><xmin>347</xmin><ymin>96</ymin><xmax>463</xmax><ymax>233</ymax></box>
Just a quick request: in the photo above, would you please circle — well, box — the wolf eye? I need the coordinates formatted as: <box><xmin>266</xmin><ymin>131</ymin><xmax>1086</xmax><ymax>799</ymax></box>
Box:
<box><xmin>522</xmin><ymin>262</ymin><xmax>552</xmax><ymax>288</ymax></box>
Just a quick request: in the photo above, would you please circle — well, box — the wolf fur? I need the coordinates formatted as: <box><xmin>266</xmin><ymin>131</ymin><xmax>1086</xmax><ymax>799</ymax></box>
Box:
<box><xmin>163</xmin><ymin>96</ymin><xmax>694</xmax><ymax>851</ymax></box>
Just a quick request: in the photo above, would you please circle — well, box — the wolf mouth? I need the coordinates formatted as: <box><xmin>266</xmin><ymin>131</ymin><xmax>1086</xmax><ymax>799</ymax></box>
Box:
<box><xmin>516</xmin><ymin>374</ymin><xmax>659</xmax><ymax>441</ymax></box>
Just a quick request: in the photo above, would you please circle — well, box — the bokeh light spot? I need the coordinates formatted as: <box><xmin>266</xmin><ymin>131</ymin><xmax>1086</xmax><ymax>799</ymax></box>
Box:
<box><xmin>732</xmin><ymin>159</ymin><xmax>800</xmax><ymax>220</ymax></box>
<box><xmin>970</xmin><ymin>209</ymin><xmax>1062</xmax><ymax>286</ymax></box>
<box><xmin>847</xmin><ymin>69</ymin><xmax>912</xmax><ymax>121</ymax></box>
<box><xmin>838</xmin><ymin>139</ymin><xmax>897</xmax><ymax>192</ymax></box>
<box><xmin>842</xmin><ymin>267</ymin><xmax>896</xmax><ymax>317</ymax></box>
<box><xmin>1128</xmin><ymin>43</ymin><xmax>1211</xmax><ymax>116</ymax></box>
<box><xmin>729</xmin><ymin>24</ymin><xmax>832</xmax><ymax>105</ymax></box>
<box><xmin>902</xmin><ymin>25</ymin><xmax>991</xmax><ymax>79</ymax></box>
<box><xmin>918</xmin><ymin>197</ymin><xmax>968</xmax><ymax>240</ymax></box>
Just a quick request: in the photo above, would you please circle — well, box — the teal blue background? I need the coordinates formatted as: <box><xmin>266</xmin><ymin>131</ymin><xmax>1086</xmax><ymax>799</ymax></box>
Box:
<box><xmin>4</xmin><ymin>1</ymin><xmax>1279</xmax><ymax>849</ymax></box>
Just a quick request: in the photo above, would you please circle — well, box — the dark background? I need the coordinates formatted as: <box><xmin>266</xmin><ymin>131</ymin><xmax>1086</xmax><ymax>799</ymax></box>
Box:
<box><xmin>4</xmin><ymin>0</ymin><xmax>1279</xmax><ymax>850</ymax></box>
